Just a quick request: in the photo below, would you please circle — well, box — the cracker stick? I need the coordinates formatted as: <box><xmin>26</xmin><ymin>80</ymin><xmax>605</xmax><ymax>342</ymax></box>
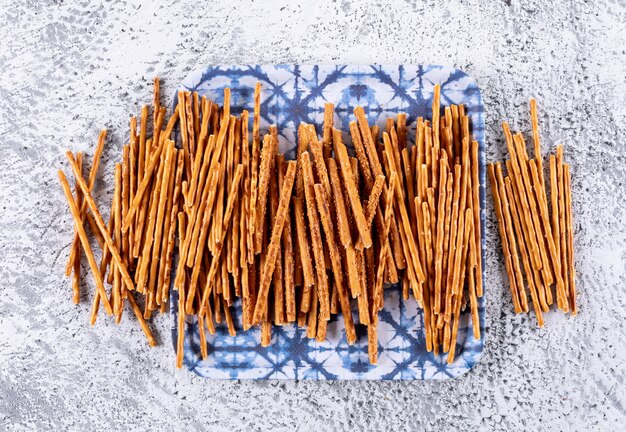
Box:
<box><xmin>364</xmin><ymin>175</ymin><xmax>385</xmax><ymax>226</ymax></box>
<box><xmin>348</xmin><ymin>121</ymin><xmax>374</xmax><ymax>189</ymax></box>
<box><xmin>529</xmin><ymin>99</ymin><xmax>545</xmax><ymax>188</ymax></box>
<box><xmin>440</xmin><ymin>164</ymin><xmax>461</xmax><ymax>327</ymax></box>
<box><xmin>487</xmin><ymin>163</ymin><xmax>522</xmax><ymax>313</ymax></box>
<box><xmin>549</xmin><ymin>155</ymin><xmax>561</xmax><ymax>263</ymax></box>
<box><xmin>355</xmin><ymin>248</ymin><xmax>370</xmax><ymax>322</ymax></box>
<box><xmin>327</xmin><ymin>158</ymin><xmax>352</xmax><ymax>248</ymax></box>
<box><xmin>354</xmin><ymin>106</ymin><xmax>383</xmax><ymax>177</ymax></box>
<box><xmin>186</xmin><ymin>103</ymin><xmax>212</xmax><ymax>207</ymax></box>
<box><xmin>175</xmin><ymin>275</ymin><xmax>186</xmax><ymax>368</ymax></box>
<box><xmin>505</xmin><ymin>177</ymin><xmax>544</xmax><ymax>327</ymax></box>
<box><xmin>434</xmin><ymin>157</ymin><xmax>449</xmax><ymax>315</ymax></box>
<box><xmin>58</xmin><ymin>170</ymin><xmax>113</xmax><ymax>315</ymax></box>
<box><xmin>70</xmin><ymin>153</ymin><xmax>84</xmax><ymax>303</ymax></box>
<box><xmin>161</xmin><ymin>152</ymin><xmax>185</xmax><ymax>302</ymax></box>
<box><xmin>269</xmin><ymin>159</ymin><xmax>285</xmax><ymax>325</ymax></box>
<box><xmin>66</xmin><ymin>129</ymin><xmax>107</xmax><ymax>275</ymax></box>
<box><xmin>397</xmin><ymin>112</ymin><xmax>407</xmax><ymax>149</ymax></box>
<box><xmin>278</xmin><ymin>159</ymin><xmax>296</xmax><ymax>322</ymax></box>
<box><xmin>402</xmin><ymin>147</ymin><xmax>417</xmax><ymax>223</ymax></box>
<box><xmin>470</xmin><ymin>140</ymin><xmax>483</xmax><ymax>298</ymax></box>
<box><xmin>121</xmin><ymin>146</ymin><xmax>131</xmax><ymax>267</ymax></box>
<box><xmin>564</xmin><ymin>164</ymin><xmax>577</xmax><ymax>315</ymax></box>
<box><xmin>422</xmin><ymin>201</ymin><xmax>435</xmax><ymax>347</ymax></box>
<box><xmin>466</xmin><ymin>218</ymin><xmax>481</xmax><ymax>338</ymax></box>
<box><xmin>506</xmin><ymin>159</ymin><xmax>549</xmax><ymax>312</ymax></box>
<box><xmin>309</xmin><ymin>136</ymin><xmax>331</xmax><ymax>200</ymax></box>
<box><xmin>530</xmin><ymin>159</ymin><xmax>566</xmax><ymax>306</ymax></box>
<box><xmin>152</xmin><ymin>76</ymin><xmax>161</xmax><ymax>125</ymax></box>
<box><xmin>254</xmin><ymin>134</ymin><xmax>275</xmax><ymax>253</ymax></box>
<box><xmin>248</xmin><ymin>161</ymin><xmax>296</xmax><ymax>323</ymax></box>
<box><xmin>138</xmin><ymin>105</ymin><xmax>148</xmax><ymax>183</ymax></box>
<box><xmin>513</xmin><ymin>133</ymin><xmax>553</xmax><ymax>287</ymax></box>
<box><xmin>368</xmin><ymin>315</ymin><xmax>379</xmax><ymax>365</ymax></box>
<box><xmin>293</xmin><ymin>196</ymin><xmax>315</xmax><ymax>291</ymax></box>
<box><xmin>198</xmin><ymin>164</ymin><xmax>244</xmax><ymax>314</ymax></box>
<box><xmin>373</xmin><ymin>172</ymin><xmax>396</xmax><ymax>313</ymax></box>
<box><xmin>322</xmin><ymin>103</ymin><xmax>334</xmax><ymax>159</ymax></box>
<box><xmin>306</xmin><ymin>288</ymin><xmax>318</xmax><ymax>339</ymax></box>
<box><xmin>496</xmin><ymin>164</ymin><xmax>529</xmax><ymax>313</ymax></box>
<box><xmin>314</xmin><ymin>184</ymin><xmax>357</xmax><ymax>343</ymax></box>
<box><xmin>440</xmin><ymin>171</ymin><xmax>454</xmax><ymax>311</ymax></box>
<box><xmin>66</xmin><ymin>152</ymin><xmax>135</xmax><ymax>293</ymax></box>
<box><xmin>336</xmin><ymin>142</ymin><xmax>372</xmax><ymax>248</ymax></box>
<box><xmin>295</xmin><ymin>123</ymin><xmax>310</xmax><ymax>199</ymax></box>
<box><xmin>299</xmin><ymin>154</ymin><xmax>330</xmax><ymax>320</ymax></box>
<box><xmin>556</xmin><ymin>145</ymin><xmax>568</xmax><ymax>310</ymax></box>
<box><xmin>92</xmin><ymin>190</ymin><xmax>116</xmax><ymax>323</ymax></box>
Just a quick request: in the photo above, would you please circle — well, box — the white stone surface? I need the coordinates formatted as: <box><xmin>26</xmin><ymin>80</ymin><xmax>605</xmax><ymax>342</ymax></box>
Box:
<box><xmin>0</xmin><ymin>0</ymin><xmax>625</xmax><ymax>430</ymax></box>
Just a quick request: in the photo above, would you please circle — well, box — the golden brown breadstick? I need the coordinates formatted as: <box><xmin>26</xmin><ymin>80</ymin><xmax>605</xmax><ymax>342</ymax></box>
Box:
<box><xmin>440</xmin><ymin>164</ymin><xmax>461</xmax><ymax>327</ymax></box>
<box><xmin>368</xmin><ymin>315</ymin><xmax>379</xmax><ymax>365</ymax></box>
<box><xmin>58</xmin><ymin>170</ymin><xmax>113</xmax><ymax>316</ymax></box>
<box><xmin>248</xmin><ymin>84</ymin><xmax>262</xmax><ymax>262</ymax></box>
<box><xmin>487</xmin><ymin>163</ymin><xmax>522</xmax><ymax>313</ymax></box>
<box><xmin>470</xmin><ymin>140</ymin><xmax>483</xmax><ymax>297</ymax></box>
<box><xmin>556</xmin><ymin>145</ymin><xmax>568</xmax><ymax>310</ymax></box>
<box><xmin>66</xmin><ymin>129</ymin><xmax>107</xmax><ymax>275</ymax></box>
<box><xmin>564</xmin><ymin>164</ymin><xmax>577</xmax><ymax>315</ymax></box>
<box><xmin>323</xmin><ymin>103</ymin><xmax>334</xmax><ymax>158</ymax></box>
<box><xmin>278</xmin><ymin>159</ymin><xmax>295</xmax><ymax>322</ymax></box>
<box><xmin>156</xmin><ymin>149</ymin><xmax>177</xmax><ymax>305</ymax></box>
<box><xmin>269</xmin><ymin>159</ymin><xmax>285</xmax><ymax>325</ymax></box>
<box><xmin>161</xmin><ymin>152</ymin><xmax>184</xmax><ymax>303</ymax></box>
<box><xmin>327</xmin><ymin>158</ymin><xmax>351</xmax><ymax>247</ymax></box>
<box><xmin>314</xmin><ymin>184</ymin><xmax>356</xmax><ymax>343</ymax></box>
<box><xmin>529</xmin><ymin>99</ymin><xmax>545</xmax><ymax>188</ymax></box>
<box><xmin>138</xmin><ymin>104</ymin><xmax>148</xmax><ymax>183</ymax></box>
<box><xmin>496</xmin><ymin>164</ymin><xmax>528</xmax><ymax>313</ymax></box>
<box><xmin>306</xmin><ymin>288</ymin><xmax>318</xmax><ymax>339</ymax></box>
<box><xmin>354</xmin><ymin>106</ymin><xmax>383</xmax><ymax>177</ymax></box>
<box><xmin>549</xmin><ymin>155</ymin><xmax>561</xmax><ymax>263</ymax></box>
<box><xmin>175</xmin><ymin>275</ymin><xmax>186</xmax><ymax>368</ymax></box>
<box><xmin>348</xmin><ymin>122</ymin><xmax>374</xmax><ymax>188</ymax></box>
<box><xmin>293</xmin><ymin>196</ymin><xmax>315</xmax><ymax>291</ymax></box>
<box><xmin>373</xmin><ymin>172</ymin><xmax>397</xmax><ymax>313</ymax></box>
<box><xmin>112</xmin><ymin>164</ymin><xmax>123</xmax><ymax>317</ymax></box>
<box><xmin>434</xmin><ymin>156</ymin><xmax>448</xmax><ymax>315</ymax></box>
<box><xmin>66</xmin><ymin>152</ymin><xmax>135</xmax><ymax>294</ymax></box>
<box><xmin>505</xmin><ymin>177</ymin><xmax>544</xmax><ymax>327</ymax></box>
<box><xmin>251</xmin><ymin>162</ymin><xmax>296</xmax><ymax>324</ymax></box>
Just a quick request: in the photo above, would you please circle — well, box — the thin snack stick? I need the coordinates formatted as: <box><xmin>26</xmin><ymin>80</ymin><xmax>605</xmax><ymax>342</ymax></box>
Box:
<box><xmin>113</xmin><ymin>164</ymin><xmax>122</xmax><ymax>317</ymax></box>
<box><xmin>298</xmin><ymin>154</ymin><xmax>330</xmax><ymax>320</ymax></box>
<box><xmin>496</xmin><ymin>164</ymin><xmax>529</xmax><ymax>313</ymax></box>
<box><xmin>278</xmin><ymin>160</ymin><xmax>296</xmax><ymax>322</ymax></box>
<box><xmin>434</xmin><ymin>157</ymin><xmax>448</xmax><ymax>315</ymax></box>
<box><xmin>293</xmin><ymin>196</ymin><xmax>315</xmax><ymax>290</ymax></box>
<box><xmin>335</xmin><ymin>142</ymin><xmax>372</xmax><ymax>248</ymax></box>
<box><xmin>471</xmin><ymin>140</ymin><xmax>483</xmax><ymax>297</ymax></box>
<box><xmin>487</xmin><ymin>164</ymin><xmax>522</xmax><ymax>313</ymax></box>
<box><xmin>440</xmin><ymin>164</ymin><xmax>461</xmax><ymax>327</ymax></box>
<box><xmin>175</xmin><ymin>275</ymin><xmax>186</xmax><ymax>368</ymax></box>
<box><xmin>506</xmin><ymin>159</ymin><xmax>549</xmax><ymax>312</ymax></box>
<box><xmin>65</xmin><ymin>152</ymin><xmax>135</xmax><ymax>293</ymax></box>
<box><xmin>161</xmin><ymin>152</ymin><xmax>185</xmax><ymax>302</ymax></box>
<box><xmin>354</xmin><ymin>106</ymin><xmax>383</xmax><ymax>177</ymax></box>
<box><xmin>322</xmin><ymin>103</ymin><xmax>334</xmax><ymax>158</ymax></box>
<box><xmin>71</xmin><ymin>153</ymin><xmax>84</xmax><ymax>304</ymax></box>
<box><xmin>564</xmin><ymin>164</ymin><xmax>577</xmax><ymax>315</ymax></box>
<box><xmin>309</xmin><ymin>136</ymin><xmax>331</xmax><ymax>198</ymax></box>
<box><xmin>466</xmin><ymin>218</ymin><xmax>481</xmax><ymax>337</ymax></box>
<box><xmin>156</xmin><ymin>150</ymin><xmax>177</xmax><ymax>304</ymax></box>
<box><xmin>66</xmin><ymin>129</ymin><xmax>107</xmax><ymax>274</ymax></box>
<box><xmin>250</xmin><ymin>162</ymin><xmax>296</xmax><ymax>323</ymax></box>
<box><xmin>306</xmin><ymin>288</ymin><xmax>318</xmax><ymax>339</ymax></box>
<box><xmin>269</xmin><ymin>159</ymin><xmax>284</xmax><ymax>325</ymax></box>
<box><xmin>254</xmin><ymin>134</ymin><xmax>275</xmax><ymax>253</ymax></box>
<box><xmin>505</xmin><ymin>177</ymin><xmax>544</xmax><ymax>327</ymax></box>
<box><xmin>348</xmin><ymin>121</ymin><xmax>374</xmax><ymax>189</ymax></box>
<box><xmin>92</xmin><ymin>191</ymin><xmax>116</xmax><ymax>324</ymax></box>
<box><xmin>550</xmin><ymin>155</ymin><xmax>561</xmax><ymax>264</ymax></box>
<box><xmin>313</xmin><ymin>184</ymin><xmax>357</xmax><ymax>344</ymax></box>
<box><xmin>529</xmin><ymin>98</ymin><xmax>545</xmax><ymax>189</ymax></box>
<box><xmin>556</xmin><ymin>145</ymin><xmax>568</xmax><ymax>310</ymax></box>
<box><xmin>126</xmin><ymin>291</ymin><xmax>157</xmax><ymax>347</ymax></box>
<box><xmin>138</xmin><ymin>105</ymin><xmax>148</xmax><ymax>182</ymax></box>
<box><xmin>58</xmin><ymin>170</ymin><xmax>113</xmax><ymax>315</ymax></box>
<box><xmin>373</xmin><ymin>172</ymin><xmax>396</xmax><ymax>313</ymax></box>
<box><xmin>327</xmin><ymin>158</ymin><xmax>351</xmax><ymax>247</ymax></box>
<box><xmin>121</xmin><ymin>146</ymin><xmax>130</xmax><ymax>266</ymax></box>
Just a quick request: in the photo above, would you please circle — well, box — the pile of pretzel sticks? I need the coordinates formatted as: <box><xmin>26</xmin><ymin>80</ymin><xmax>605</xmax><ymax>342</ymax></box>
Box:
<box><xmin>488</xmin><ymin>100</ymin><xmax>577</xmax><ymax>326</ymax></box>
<box><xmin>59</xmin><ymin>79</ymin><xmax>484</xmax><ymax>366</ymax></box>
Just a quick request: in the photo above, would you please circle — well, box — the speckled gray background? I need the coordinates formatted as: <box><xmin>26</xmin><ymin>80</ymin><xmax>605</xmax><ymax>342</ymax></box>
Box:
<box><xmin>1</xmin><ymin>0</ymin><xmax>625</xmax><ymax>430</ymax></box>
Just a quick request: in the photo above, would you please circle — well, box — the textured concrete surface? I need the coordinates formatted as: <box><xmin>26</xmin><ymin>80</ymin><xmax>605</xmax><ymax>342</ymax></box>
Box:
<box><xmin>1</xmin><ymin>0</ymin><xmax>625</xmax><ymax>430</ymax></box>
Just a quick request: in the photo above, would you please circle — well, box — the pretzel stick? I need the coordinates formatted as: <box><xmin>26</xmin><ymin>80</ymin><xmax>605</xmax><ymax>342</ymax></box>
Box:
<box><xmin>66</xmin><ymin>152</ymin><xmax>136</xmax><ymax>294</ymax></box>
<box><xmin>70</xmin><ymin>153</ymin><xmax>84</xmax><ymax>303</ymax></box>
<box><xmin>434</xmin><ymin>156</ymin><xmax>449</xmax><ymax>315</ymax></box>
<box><xmin>254</xmin><ymin>134</ymin><xmax>275</xmax><ymax>253</ymax></box>
<box><xmin>112</xmin><ymin>164</ymin><xmax>123</xmax><ymax>317</ymax></box>
<box><xmin>135</xmin><ymin>146</ymin><xmax>167</xmax><ymax>294</ymax></box>
<box><xmin>123</xmin><ymin>291</ymin><xmax>157</xmax><ymax>347</ymax></box>
<box><xmin>468</xmin><ymin>141</ymin><xmax>483</xmax><ymax>299</ymax></box>
<box><xmin>505</xmin><ymin>177</ymin><xmax>544</xmax><ymax>327</ymax></box>
<box><xmin>466</xmin><ymin>215</ymin><xmax>481</xmax><ymax>338</ymax></box>
<box><xmin>66</xmin><ymin>129</ymin><xmax>107</xmax><ymax>275</ymax></box>
<box><xmin>556</xmin><ymin>145</ymin><xmax>568</xmax><ymax>311</ymax></box>
<box><xmin>198</xmin><ymin>164</ymin><xmax>244</xmax><ymax>315</ymax></box>
<box><xmin>161</xmin><ymin>152</ymin><xmax>184</xmax><ymax>303</ymax></box>
<box><xmin>530</xmin><ymin>159</ymin><xmax>566</xmax><ymax>307</ymax></box>
<box><xmin>156</xmin><ymin>149</ymin><xmax>178</xmax><ymax>305</ymax></box>
<box><xmin>487</xmin><ymin>163</ymin><xmax>522</xmax><ymax>313</ymax></box>
<box><xmin>513</xmin><ymin>133</ymin><xmax>553</xmax><ymax>286</ymax></box>
<box><xmin>58</xmin><ymin>170</ymin><xmax>113</xmax><ymax>315</ymax></box>
<box><xmin>175</xmin><ymin>273</ymin><xmax>186</xmax><ymax>368</ymax></box>
<box><xmin>549</xmin><ymin>155</ymin><xmax>561</xmax><ymax>265</ymax></box>
<box><xmin>91</xmin><ymin>190</ymin><xmax>116</xmax><ymax>324</ymax></box>
<box><xmin>506</xmin><ymin>159</ymin><xmax>549</xmax><ymax>312</ymax></box>
<box><xmin>446</xmin><ymin>208</ymin><xmax>473</xmax><ymax>363</ymax></box>
<box><xmin>529</xmin><ymin>99</ymin><xmax>545</xmax><ymax>187</ymax></box>
<box><xmin>402</xmin><ymin>147</ymin><xmax>417</xmax><ymax>223</ymax></box>
<box><xmin>439</xmin><ymin>164</ymin><xmax>461</xmax><ymax>327</ymax></box>
<box><xmin>496</xmin><ymin>164</ymin><xmax>528</xmax><ymax>313</ymax></box>
<box><xmin>306</xmin><ymin>287</ymin><xmax>318</xmax><ymax>339</ymax></box>
<box><xmin>564</xmin><ymin>164</ymin><xmax>577</xmax><ymax>315</ymax></box>
<box><xmin>186</xmin><ymin>101</ymin><xmax>212</xmax><ymax>207</ymax></box>
<box><xmin>324</xmin><ymin>159</ymin><xmax>351</xmax><ymax>249</ymax></box>
<box><xmin>348</xmin><ymin>121</ymin><xmax>375</xmax><ymax>189</ymax></box>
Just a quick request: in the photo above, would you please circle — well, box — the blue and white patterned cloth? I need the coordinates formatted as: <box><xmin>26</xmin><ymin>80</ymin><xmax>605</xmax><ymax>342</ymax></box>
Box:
<box><xmin>171</xmin><ymin>65</ymin><xmax>485</xmax><ymax>380</ymax></box>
